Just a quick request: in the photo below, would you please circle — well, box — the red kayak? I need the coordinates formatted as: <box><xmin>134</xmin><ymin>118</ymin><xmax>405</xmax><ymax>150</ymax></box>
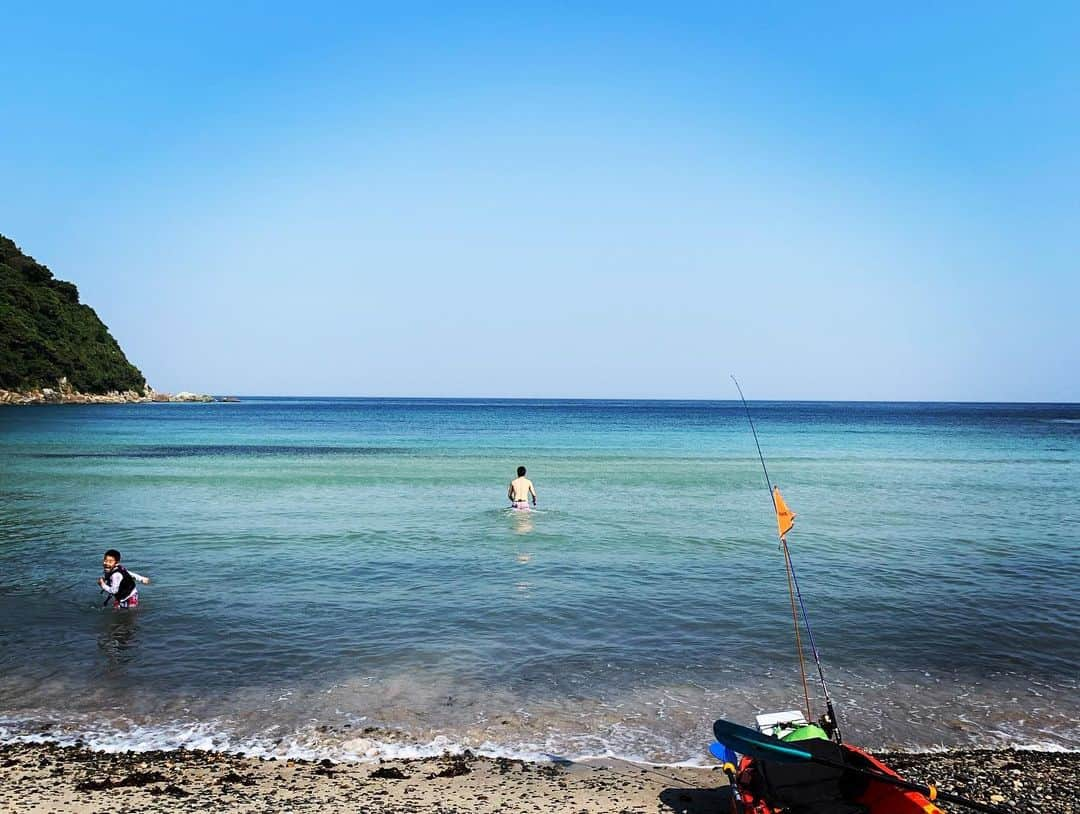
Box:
<box><xmin>732</xmin><ymin>740</ymin><xmax>946</xmax><ymax>814</ymax></box>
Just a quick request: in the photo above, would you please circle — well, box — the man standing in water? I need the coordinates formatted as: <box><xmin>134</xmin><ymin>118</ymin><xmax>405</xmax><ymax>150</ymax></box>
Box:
<box><xmin>508</xmin><ymin>466</ymin><xmax>537</xmax><ymax>510</ymax></box>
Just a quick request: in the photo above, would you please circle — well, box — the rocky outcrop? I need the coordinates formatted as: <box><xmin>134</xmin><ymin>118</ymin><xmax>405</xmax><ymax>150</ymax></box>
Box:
<box><xmin>170</xmin><ymin>391</ymin><xmax>215</xmax><ymax>403</ymax></box>
<box><xmin>1</xmin><ymin>388</ymin><xmax>150</xmax><ymax>405</ymax></box>
<box><xmin>0</xmin><ymin>378</ymin><xmax>233</xmax><ymax>405</ymax></box>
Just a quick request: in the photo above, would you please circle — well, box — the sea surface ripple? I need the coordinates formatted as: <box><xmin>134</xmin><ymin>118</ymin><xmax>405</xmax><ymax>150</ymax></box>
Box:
<box><xmin>0</xmin><ymin>399</ymin><xmax>1077</xmax><ymax>762</ymax></box>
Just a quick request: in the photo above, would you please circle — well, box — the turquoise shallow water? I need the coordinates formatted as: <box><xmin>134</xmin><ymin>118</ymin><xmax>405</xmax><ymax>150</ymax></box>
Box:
<box><xmin>0</xmin><ymin>399</ymin><xmax>1077</xmax><ymax>761</ymax></box>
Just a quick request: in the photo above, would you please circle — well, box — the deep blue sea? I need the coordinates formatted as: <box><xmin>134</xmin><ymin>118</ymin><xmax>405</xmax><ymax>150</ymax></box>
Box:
<box><xmin>0</xmin><ymin>399</ymin><xmax>1077</xmax><ymax>762</ymax></box>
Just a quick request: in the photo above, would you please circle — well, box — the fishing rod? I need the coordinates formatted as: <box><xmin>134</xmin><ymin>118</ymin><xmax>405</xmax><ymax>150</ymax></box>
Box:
<box><xmin>731</xmin><ymin>375</ymin><xmax>841</xmax><ymax>742</ymax></box>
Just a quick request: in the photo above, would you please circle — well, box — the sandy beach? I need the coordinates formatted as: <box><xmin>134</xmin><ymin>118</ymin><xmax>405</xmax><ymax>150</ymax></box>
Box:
<box><xmin>0</xmin><ymin>742</ymin><xmax>723</xmax><ymax>813</ymax></box>
<box><xmin>1</xmin><ymin>742</ymin><xmax>1076</xmax><ymax>814</ymax></box>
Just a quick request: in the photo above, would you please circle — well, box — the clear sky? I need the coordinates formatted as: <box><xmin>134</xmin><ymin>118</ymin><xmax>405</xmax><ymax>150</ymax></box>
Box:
<box><xmin>2</xmin><ymin>3</ymin><xmax>1076</xmax><ymax>400</ymax></box>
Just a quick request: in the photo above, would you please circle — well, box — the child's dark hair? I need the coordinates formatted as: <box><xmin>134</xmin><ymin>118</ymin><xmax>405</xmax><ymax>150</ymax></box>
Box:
<box><xmin>517</xmin><ymin>466</ymin><xmax>526</xmax><ymax>476</ymax></box>
<box><xmin>104</xmin><ymin>549</ymin><xmax>122</xmax><ymax>561</ymax></box>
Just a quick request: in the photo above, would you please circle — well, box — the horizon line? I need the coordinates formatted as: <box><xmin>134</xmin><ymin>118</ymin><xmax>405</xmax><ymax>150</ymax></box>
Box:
<box><xmin>186</xmin><ymin>394</ymin><xmax>1080</xmax><ymax>406</ymax></box>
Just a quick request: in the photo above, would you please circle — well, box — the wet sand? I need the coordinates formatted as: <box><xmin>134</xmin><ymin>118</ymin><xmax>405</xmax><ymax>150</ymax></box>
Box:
<box><xmin>0</xmin><ymin>742</ymin><xmax>1075</xmax><ymax>813</ymax></box>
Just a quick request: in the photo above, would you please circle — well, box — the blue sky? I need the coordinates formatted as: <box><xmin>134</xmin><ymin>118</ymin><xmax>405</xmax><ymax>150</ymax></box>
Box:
<box><xmin>2</xmin><ymin>3</ymin><xmax>1076</xmax><ymax>399</ymax></box>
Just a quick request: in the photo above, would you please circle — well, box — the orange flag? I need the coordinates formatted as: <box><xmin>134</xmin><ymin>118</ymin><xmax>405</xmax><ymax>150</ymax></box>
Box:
<box><xmin>773</xmin><ymin>486</ymin><xmax>795</xmax><ymax>539</ymax></box>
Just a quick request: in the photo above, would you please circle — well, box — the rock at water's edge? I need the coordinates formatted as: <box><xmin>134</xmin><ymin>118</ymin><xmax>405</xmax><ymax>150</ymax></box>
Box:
<box><xmin>0</xmin><ymin>379</ymin><xmax>232</xmax><ymax>405</ymax></box>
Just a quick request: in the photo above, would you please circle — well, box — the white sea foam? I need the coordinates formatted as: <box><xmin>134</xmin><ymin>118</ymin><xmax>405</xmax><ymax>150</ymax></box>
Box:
<box><xmin>1</xmin><ymin>710</ymin><xmax>1076</xmax><ymax>769</ymax></box>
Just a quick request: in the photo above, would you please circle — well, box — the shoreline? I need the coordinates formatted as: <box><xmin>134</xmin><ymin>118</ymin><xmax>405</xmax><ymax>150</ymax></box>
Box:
<box><xmin>1</xmin><ymin>741</ymin><xmax>1076</xmax><ymax>813</ymax></box>
<box><xmin>0</xmin><ymin>386</ymin><xmax>233</xmax><ymax>405</ymax></box>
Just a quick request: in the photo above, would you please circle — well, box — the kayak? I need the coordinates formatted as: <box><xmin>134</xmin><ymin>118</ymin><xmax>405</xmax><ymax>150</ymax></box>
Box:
<box><xmin>714</xmin><ymin>715</ymin><xmax>946</xmax><ymax>814</ymax></box>
<box><xmin>730</xmin><ymin>742</ymin><xmax>946</xmax><ymax>814</ymax></box>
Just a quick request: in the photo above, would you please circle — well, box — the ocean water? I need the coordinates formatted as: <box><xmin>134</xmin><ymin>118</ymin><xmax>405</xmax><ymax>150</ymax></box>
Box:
<box><xmin>0</xmin><ymin>399</ymin><xmax>1077</xmax><ymax>763</ymax></box>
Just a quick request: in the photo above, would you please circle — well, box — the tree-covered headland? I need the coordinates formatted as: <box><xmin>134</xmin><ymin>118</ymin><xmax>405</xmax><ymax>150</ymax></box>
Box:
<box><xmin>0</xmin><ymin>234</ymin><xmax>147</xmax><ymax>394</ymax></box>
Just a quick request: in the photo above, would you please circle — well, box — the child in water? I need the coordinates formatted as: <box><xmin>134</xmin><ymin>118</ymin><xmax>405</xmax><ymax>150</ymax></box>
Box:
<box><xmin>98</xmin><ymin>549</ymin><xmax>150</xmax><ymax>609</ymax></box>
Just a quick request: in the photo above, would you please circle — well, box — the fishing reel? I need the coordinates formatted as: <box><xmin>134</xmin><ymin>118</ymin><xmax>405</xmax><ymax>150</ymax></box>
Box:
<box><xmin>818</xmin><ymin>708</ymin><xmax>840</xmax><ymax>742</ymax></box>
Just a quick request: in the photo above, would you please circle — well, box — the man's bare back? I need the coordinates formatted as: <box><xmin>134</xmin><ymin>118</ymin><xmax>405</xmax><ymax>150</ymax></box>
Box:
<box><xmin>508</xmin><ymin>467</ymin><xmax>537</xmax><ymax>507</ymax></box>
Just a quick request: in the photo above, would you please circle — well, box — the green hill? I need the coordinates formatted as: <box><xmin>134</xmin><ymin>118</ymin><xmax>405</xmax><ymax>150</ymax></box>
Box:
<box><xmin>0</xmin><ymin>234</ymin><xmax>147</xmax><ymax>394</ymax></box>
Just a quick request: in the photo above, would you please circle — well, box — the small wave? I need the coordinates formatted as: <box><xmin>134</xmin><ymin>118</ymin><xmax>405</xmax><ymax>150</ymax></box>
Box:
<box><xmin>0</xmin><ymin>716</ymin><xmax>577</xmax><ymax>764</ymax></box>
<box><xmin>1</xmin><ymin>713</ymin><xmax>1075</xmax><ymax>768</ymax></box>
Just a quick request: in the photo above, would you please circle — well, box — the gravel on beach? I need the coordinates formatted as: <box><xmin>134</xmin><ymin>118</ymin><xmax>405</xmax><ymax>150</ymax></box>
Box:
<box><xmin>879</xmin><ymin>750</ymin><xmax>1078</xmax><ymax>814</ymax></box>
<box><xmin>0</xmin><ymin>741</ymin><xmax>1075</xmax><ymax>814</ymax></box>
